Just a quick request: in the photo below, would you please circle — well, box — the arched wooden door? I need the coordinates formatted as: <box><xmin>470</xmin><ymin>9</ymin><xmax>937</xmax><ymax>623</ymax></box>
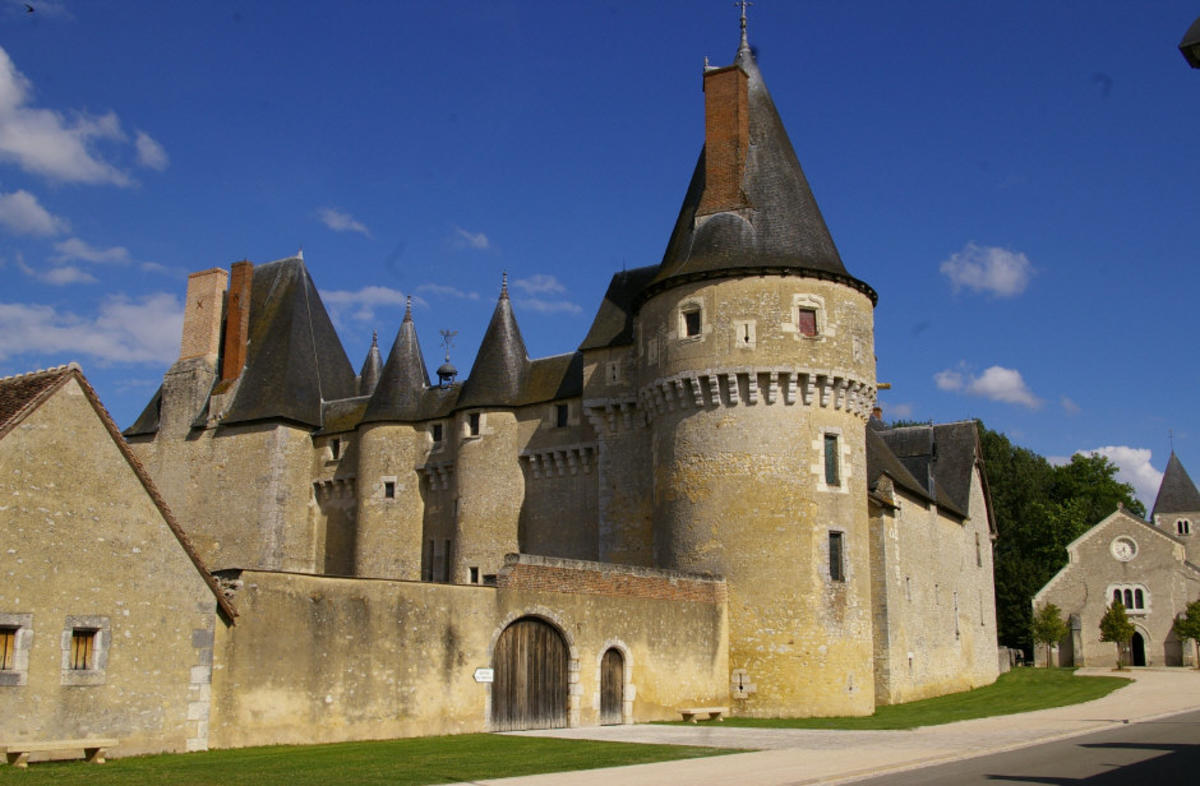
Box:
<box><xmin>600</xmin><ymin>648</ymin><xmax>624</xmax><ymax>725</ymax></box>
<box><xmin>491</xmin><ymin>617</ymin><xmax>568</xmax><ymax>731</ymax></box>
<box><xmin>1131</xmin><ymin>632</ymin><xmax>1147</xmax><ymax>667</ymax></box>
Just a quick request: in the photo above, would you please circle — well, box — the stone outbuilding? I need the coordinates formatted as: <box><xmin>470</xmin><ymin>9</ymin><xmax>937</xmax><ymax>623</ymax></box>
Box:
<box><xmin>1033</xmin><ymin>454</ymin><xmax>1200</xmax><ymax>667</ymax></box>
<box><xmin>0</xmin><ymin>365</ymin><xmax>236</xmax><ymax>756</ymax></box>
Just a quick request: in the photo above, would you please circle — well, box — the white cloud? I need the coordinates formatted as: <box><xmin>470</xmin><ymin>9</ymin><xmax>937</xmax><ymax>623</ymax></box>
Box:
<box><xmin>883</xmin><ymin>402</ymin><xmax>914</xmax><ymax>418</ymax></box>
<box><xmin>933</xmin><ymin>364</ymin><xmax>1042</xmax><ymax>408</ymax></box>
<box><xmin>0</xmin><ymin>293</ymin><xmax>183</xmax><ymax>364</ymax></box>
<box><xmin>939</xmin><ymin>242</ymin><xmax>1033</xmax><ymax>297</ymax></box>
<box><xmin>934</xmin><ymin>369</ymin><xmax>964</xmax><ymax>391</ymax></box>
<box><xmin>512</xmin><ymin>274</ymin><xmax>566</xmax><ymax>296</ymax></box>
<box><xmin>40</xmin><ymin>266</ymin><xmax>97</xmax><ymax>285</ymax></box>
<box><xmin>0</xmin><ymin>189</ymin><xmax>67</xmax><ymax>235</ymax></box>
<box><xmin>134</xmin><ymin>130</ymin><xmax>168</xmax><ymax>171</ymax></box>
<box><xmin>317</xmin><ymin>207</ymin><xmax>370</xmax><ymax>236</ymax></box>
<box><xmin>1077</xmin><ymin>446</ymin><xmax>1163</xmax><ymax>508</ymax></box>
<box><xmin>323</xmin><ymin>285</ymin><xmax>421</xmax><ymax>323</ymax></box>
<box><xmin>513</xmin><ymin>297</ymin><xmax>583</xmax><ymax>315</ymax></box>
<box><xmin>417</xmin><ymin>283</ymin><xmax>480</xmax><ymax>300</ymax></box>
<box><xmin>1060</xmin><ymin>396</ymin><xmax>1081</xmax><ymax>415</ymax></box>
<box><xmin>0</xmin><ymin>46</ymin><xmax>136</xmax><ymax>185</ymax></box>
<box><xmin>453</xmin><ymin>226</ymin><xmax>489</xmax><ymax>250</ymax></box>
<box><xmin>52</xmin><ymin>237</ymin><xmax>131</xmax><ymax>264</ymax></box>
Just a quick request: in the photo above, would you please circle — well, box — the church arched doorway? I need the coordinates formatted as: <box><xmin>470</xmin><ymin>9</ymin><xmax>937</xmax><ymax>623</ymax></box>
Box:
<box><xmin>491</xmin><ymin>617</ymin><xmax>568</xmax><ymax>731</ymax></box>
<box><xmin>599</xmin><ymin>648</ymin><xmax>624</xmax><ymax>725</ymax></box>
<box><xmin>1131</xmin><ymin>632</ymin><xmax>1147</xmax><ymax>667</ymax></box>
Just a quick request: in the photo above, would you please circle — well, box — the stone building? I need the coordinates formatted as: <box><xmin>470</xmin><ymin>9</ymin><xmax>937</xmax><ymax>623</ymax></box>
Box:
<box><xmin>1</xmin><ymin>25</ymin><xmax>1000</xmax><ymax>756</ymax></box>
<box><xmin>0</xmin><ymin>365</ymin><xmax>235</xmax><ymax>756</ymax></box>
<box><xmin>1033</xmin><ymin>453</ymin><xmax>1200</xmax><ymax>667</ymax></box>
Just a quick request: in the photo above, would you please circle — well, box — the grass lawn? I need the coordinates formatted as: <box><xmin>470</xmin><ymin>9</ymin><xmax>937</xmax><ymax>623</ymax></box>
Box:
<box><xmin>0</xmin><ymin>734</ymin><xmax>737</xmax><ymax>785</ymax></box>
<box><xmin>705</xmin><ymin>667</ymin><xmax>1130</xmax><ymax>730</ymax></box>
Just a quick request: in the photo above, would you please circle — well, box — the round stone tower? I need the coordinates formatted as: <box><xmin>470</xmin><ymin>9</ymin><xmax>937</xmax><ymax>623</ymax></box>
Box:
<box><xmin>639</xmin><ymin>33</ymin><xmax>878</xmax><ymax>717</ymax></box>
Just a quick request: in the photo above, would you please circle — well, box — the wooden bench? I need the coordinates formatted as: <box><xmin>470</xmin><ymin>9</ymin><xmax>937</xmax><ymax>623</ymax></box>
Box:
<box><xmin>679</xmin><ymin>706</ymin><xmax>729</xmax><ymax>723</ymax></box>
<box><xmin>0</xmin><ymin>739</ymin><xmax>118</xmax><ymax>768</ymax></box>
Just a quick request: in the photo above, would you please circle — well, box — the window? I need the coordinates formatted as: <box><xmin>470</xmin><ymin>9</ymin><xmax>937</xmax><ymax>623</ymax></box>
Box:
<box><xmin>431</xmin><ymin>423</ymin><xmax>443</xmax><ymax>443</ymax></box>
<box><xmin>0</xmin><ymin>628</ymin><xmax>15</xmax><ymax>670</ymax></box>
<box><xmin>1178</xmin><ymin>519</ymin><xmax>1191</xmax><ymax>535</ymax></box>
<box><xmin>442</xmin><ymin>539</ymin><xmax>452</xmax><ymax>583</ymax></box>
<box><xmin>330</xmin><ymin>438</ymin><xmax>341</xmax><ymax>460</ymax></box>
<box><xmin>1110</xmin><ymin>584</ymin><xmax>1148</xmax><ymax>611</ymax></box>
<box><xmin>828</xmin><ymin>531</ymin><xmax>845</xmax><ymax>582</ymax></box>
<box><xmin>555</xmin><ymin>404</ymin><xmax>568</xmax><ymax>428</ymax></box>
<box><xmin>384</xmin><ymin>481</ymin><xmax>395</xmax><ymax>499</ymax></box>
<box><xmin>468</xmin><ymin>412</ymin><xmax>481</xmax><ymax>436</ymax></box>
<box><xmin>682</xmin><ymin>305</ymin><xmax>702</xmax><ymax>338</ymax></box>
<box><xmin>797</xmin><ymin>307</ymin><xmax>818</xmax><ymax>337</ymax></box>
<box><xmin>975</xmin><ymin>532</ymin><xmax>982</xmax><ymax>567</ymax></box>
<box><xmin>70</xmin><ymin>629</ymin><xmax>96</xmax><ymax>670</ymax></box>
<box><xmin>824</xmin><ymin>434</ymin><xmax>840</xmax><ymax>487</ymax></box>
<box><xmin>469</xmin><ymin>567</ymin><xmax>480</xmax><ymax>584</ymax></box>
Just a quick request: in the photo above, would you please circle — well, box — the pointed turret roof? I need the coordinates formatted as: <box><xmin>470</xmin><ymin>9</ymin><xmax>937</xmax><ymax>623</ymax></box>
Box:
<box><xmin>358</xmin><ymin>330</ymin><xmax>383</xmax><ymax>396</ymax></box>
<box><xmin>221</xmin><ymin>257</ymin><xmax>357</xmax><ymax>427</ymax></box>
<box><xmin>457</xmin><ymin>275</ymin><xmax>530</xmax><ymax>409</ymax></box>
<box><xmin>646</xmin><ymin>32</ymin><xmax>875</xmax><ymax>303</ymax></box>
<box><xmin>1151</xmin><ymin>452</ymin><xmax>1200</xmax><ymax>519</ymax></box>
<box><xmin>361</xmin><ymin>299</ymin><xmax>432</xmax><ymax>423</ymax></box>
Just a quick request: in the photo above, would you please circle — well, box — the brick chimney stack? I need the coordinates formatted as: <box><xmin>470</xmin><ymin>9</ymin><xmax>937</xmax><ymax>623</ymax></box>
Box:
<box><xmin>178</xmin><ymin>268</ymin><xmax>229</xmax><ymax>365</ymax></box>
<box><xmin>697</xmin><ymin>63</ymin><xmax>750</xmax><ymax>217</ymax></box>
<box><xmin>221</xmin><ymin>260</ymin><xmax>253</xmax><ymax>382</ymax></box>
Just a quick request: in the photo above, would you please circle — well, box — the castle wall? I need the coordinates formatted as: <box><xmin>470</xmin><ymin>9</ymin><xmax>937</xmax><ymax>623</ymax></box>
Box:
<box><xmin>130</xmin><ymin>421</ymin><xmax>318</xmax><ymax>573</ymax></box>
<box><xmin>1034</xmin><ymin>512</ymin><xmax>1200</xmax><ymax>668</ymax></box>
<box><xmin>870</xmin><ymin>470</ymin><xmax>999</xmax><ymax>705</ymax></box>
<box><xmin>518</xmin><ymin>400</ymin><xmax>599</xmax><ymax>561</ymax></box>
<box><xmin>355</xmin><ymin>423</ymin><xmax>426</xmax><ymax>580</ymax></box>
<box><xmin>208</xmin><ymin>557</ymin><xmax>727</xmax><ymax>747</ymax></box>
<box><xmin>312</xmin><ymin>432</ymin><xmax>358</xmax><ymax>576</ymax></box>
<box><xmin>639</xmin><ymin>276</ymin><xmax>877</xmax><ymax>717</ymax></box>
<box><xmin>0</xmin><ymin>378</ymin><xmax>217</xmax><ymax>756</ymax></box>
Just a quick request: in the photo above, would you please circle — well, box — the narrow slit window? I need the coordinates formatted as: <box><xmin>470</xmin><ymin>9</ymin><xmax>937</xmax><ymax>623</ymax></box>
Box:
<box><xmin>824</xmin><ymin>434</ymin><xmax>840</xmax><ymax>487</ymax></box>
<box><xmin>975</xmin><ymin>532</ymin><xmax>982</xmax><ymax>567</ymax></box>
<box><xmin>442</xmin><ymin>540</ymin><xmax>452</xmax><ymax>583</ymax></box>
<box><xmin>683</xmin><ymin>307</ymin><xmax>701</xmax><ymax>337</ymax></box>
<box><xmin>797</xmin><ymin>307</ymin><xmax>818</xmax><ymax>337</ymax></box>
<box><xmin>431</xmin><ymin>423</ymin><xmax>443</xmax><ymax>443</ymax></box>
<box><xmin>0</xmin><ymin>627</ymin><xmax>15</xmax><ymax>670</ymax></box>
<box><xmin>555</xmin><ymin>403</ymin><xmax>568</xmax><ymax>428</ymax></box>
<box><xmin>330</xmin><ymin>438</ymin><xmax>341</xmax><ymax>460</ymax></box>
<box><xmin>468</xmin><ymin>412</ymin><xmax>480</xmax><ymax>436</ymax></box>
<box><xmin>70</xmin><ymin>629</ymin><xmax>96</xmax><ymax>670</ymax></box>
<box><xmin>828</xmin><ymin>531</ymin><xmax>845</xmax><ymax>582</ymax></box>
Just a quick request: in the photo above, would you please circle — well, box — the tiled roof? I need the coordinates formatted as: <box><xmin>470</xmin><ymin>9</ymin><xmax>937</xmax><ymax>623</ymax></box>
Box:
<box><xmin>0</xmin><ymin>365</ymin><xmax>76</xmax><ymax>437</ymax></box>
<box><xmin>1152</xmin><ymin>452</ymin><xmax>1200</xmax><ymax>518</ymax></box>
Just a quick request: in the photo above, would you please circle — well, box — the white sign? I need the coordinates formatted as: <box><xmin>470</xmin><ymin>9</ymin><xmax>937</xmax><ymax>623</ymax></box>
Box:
<box><xmin>474</xmin><ymin>668</ymin><xmax>494</xmax><ymax>683</ymax></box>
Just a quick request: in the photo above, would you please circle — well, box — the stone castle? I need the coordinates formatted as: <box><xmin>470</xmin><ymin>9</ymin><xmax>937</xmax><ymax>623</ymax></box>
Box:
<box><xmin>2</xmin><ymin>24</ymin><xmax>999</xmax><ymax>755</ymax></box>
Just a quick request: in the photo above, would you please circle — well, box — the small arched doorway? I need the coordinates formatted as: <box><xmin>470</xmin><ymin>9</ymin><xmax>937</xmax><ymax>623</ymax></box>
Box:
<box><xmin>491</xmin><ymin>617</ymin><xmax>568</xmax><ymax>731</ymax></box>
<box><xmin>599</xmin><ymin>648</ymin><xmax>624</xmax><ymax>725</ymax></box>
<box><xmin>1131</xmin><ymin>632</ymin><xmax>1147</xmax><ymax>667</ymax></box>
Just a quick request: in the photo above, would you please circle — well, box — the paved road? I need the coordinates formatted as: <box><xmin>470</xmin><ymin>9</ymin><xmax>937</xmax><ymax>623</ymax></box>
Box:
<box><xmin>463</xmin><ymin>668</ymin><xmax>1200</xmax><ymax>786</ymax></box>
<box><xmin>851</xmin><ymin>708</ymin><xmax>1200</xmax><ymax>785</ymax></box>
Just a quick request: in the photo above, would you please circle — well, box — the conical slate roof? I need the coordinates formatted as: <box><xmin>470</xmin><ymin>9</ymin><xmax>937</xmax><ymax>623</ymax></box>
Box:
<box><xmin>456</xmin><ymin>279</ymin><xmax>530</xmax><ymax>409</ymax></box>
<box><xmin>222</xmin><ymin>257</ymin><xmax>357</xmax><ymax>427</ymax></box>
<box><xmin>1151</xmin><ymin>452</ymin><xmax>1200</xmax><ymax>519</ymax></box>
<box><xmin>361</xmin><ymin>302</ymin><xmax>432</xmax><ymax>423</ymax></box>
<box><xmin>358</xmin><ymin>331</ymin><xmax>383</xmax><ymax>396</ymax></box>
<box><xmin>647</xmin><ymin>35</ymin><xmax>875</xmax><ymax>303</ymax></box>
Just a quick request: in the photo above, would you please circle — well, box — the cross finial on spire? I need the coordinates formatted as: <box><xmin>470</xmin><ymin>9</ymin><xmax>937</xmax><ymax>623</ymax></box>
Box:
<box><xmin>501</xmin><ymin>271</ymin><xmax>509</xmax><ymax>298</ymax></box>
<box><xmin>735</xmin><ymin>0</ymin><xmax>753</xmax><ymax>49</ymax></box>
<box><xmin>404</xmin><ymin>294</ymin><xmax>412</xmax><ymax>321</ymax></box>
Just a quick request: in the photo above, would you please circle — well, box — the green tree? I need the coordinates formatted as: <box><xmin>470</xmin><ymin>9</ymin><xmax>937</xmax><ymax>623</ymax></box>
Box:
<box><xmin>1031</xmin><ymin>603</ymin><xmax>1069</xmax><ymax>666</ymax></box>
<box><xmin>1099</xmin><ymin>601</ymin><xmax>1135</xmax><ymax>669</ymax></box>
<box><xmin>1172</xmin><ymin>599</ymin><xmax>1200</xmax><ymax>668</ymax></box>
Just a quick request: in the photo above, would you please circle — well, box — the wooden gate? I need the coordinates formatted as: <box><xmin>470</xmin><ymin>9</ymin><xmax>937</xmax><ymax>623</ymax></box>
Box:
<box><xmin>491</xmin><ymin>617</ymin><xmax>568</xmax><ymax>731</ymax></box>
<box><xmin>599</xmin><ymin>648</ymin><xmax>624</xmax><ymax>725</ymax></box>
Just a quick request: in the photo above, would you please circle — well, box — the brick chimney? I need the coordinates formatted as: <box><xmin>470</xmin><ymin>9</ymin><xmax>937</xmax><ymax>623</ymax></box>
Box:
<box><xmin>220</xmin><ymin>260</ymin><xmax>253</xmax><ymax>382</ymax></box>
<box><xmin>697</xmin><ymin>64</ymin><xmax>750</xmax><ymax>217</ymax></box>
<box><xmin>178</xmin><ymin>268</ymin><xmax>229</xmax><ymax>365</ymax></box>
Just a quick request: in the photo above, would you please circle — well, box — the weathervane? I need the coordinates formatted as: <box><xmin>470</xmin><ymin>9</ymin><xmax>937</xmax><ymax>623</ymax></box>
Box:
<box><xmin>437</xmin><ymin>328</ymin><xmax>459</xmax><ymax>387</ymax></box>
<box><xmin>735</xmin><ymin>0</ymin><xmax>752</xmax><ymax>32</ymax></box>
<box><xmin>439</xmin><ymin>329</ymin><xmax>457</xmax><ymax>362</ymax></box>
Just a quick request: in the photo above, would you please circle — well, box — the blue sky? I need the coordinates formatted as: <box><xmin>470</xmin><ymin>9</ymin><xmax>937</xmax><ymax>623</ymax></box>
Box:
<box><xmin>1</xmin><ymin>1</ymin><xmax>1197</xmax><ymax>506</ymax></box>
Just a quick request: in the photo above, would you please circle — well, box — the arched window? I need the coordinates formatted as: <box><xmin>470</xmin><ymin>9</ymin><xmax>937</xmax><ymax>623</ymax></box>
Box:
<box><xmin>1178</xmin><ymin>519</ymin><xmax>1192</xmax><ymax>535</ymax></box>
<box><xmin>1134</xmin><ymin>588</ymin><xmax>1144</xmax><ymax>608</ymax></box>
<box><xmin>1124</xmin><ymin>589</ymin><xmax>1134</xmax><ymax>608</ymax></box>
<box><xmin>1114</xmin><ymin>589</ymin><xmax>1122</xmax><ymax>606</ymax></box>
<box><xmin>1109</xmin><ymin>584</ymin><xmax>1148</xmax><ymax>611</ymax></box>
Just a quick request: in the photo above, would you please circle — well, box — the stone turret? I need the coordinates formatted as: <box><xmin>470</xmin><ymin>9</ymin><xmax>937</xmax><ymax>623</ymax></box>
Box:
<box><xmin>452</xmin><ymin>277</ymin><xmax>528</xmax><ymax>583</ymax></box>
<box><xmin>1151</xmin><ymin>452</ymin><xmax>1200</xmax><ymax>561</ymax></box>
<box><xmin>358</xmin><ymin>331</ymin><xmax>383</xmax><ymax>397</ymax></box>
<box><xmin>637</xmin><ymin>31</ymin><xmax>878</xmax><ymax>717</ymax></box>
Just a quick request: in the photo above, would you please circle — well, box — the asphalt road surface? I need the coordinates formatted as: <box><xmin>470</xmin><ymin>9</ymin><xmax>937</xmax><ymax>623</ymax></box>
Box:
<box><xmin>850</xmin><ymin>708</ymin><xmax>1200</xmax><ymax>785</ymax></box>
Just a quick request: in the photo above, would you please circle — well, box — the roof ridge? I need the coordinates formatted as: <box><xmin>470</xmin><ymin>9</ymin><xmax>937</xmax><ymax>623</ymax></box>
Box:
<box><xmin>0</xmin><ymin>362</ymin><xmax>78</xmax><ymax>383</ymax></box>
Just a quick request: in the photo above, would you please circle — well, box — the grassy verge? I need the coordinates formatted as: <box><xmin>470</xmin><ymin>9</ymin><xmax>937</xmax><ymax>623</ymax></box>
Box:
<box><xmin>0</xmin><ymin>734</ymin><xmax>737</xmax><ymax>785</ymax></box>
<box><xmin>700</xmin><ymin>668</ymin><xmax>1129</xmax><ymax>730</ymax></box>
